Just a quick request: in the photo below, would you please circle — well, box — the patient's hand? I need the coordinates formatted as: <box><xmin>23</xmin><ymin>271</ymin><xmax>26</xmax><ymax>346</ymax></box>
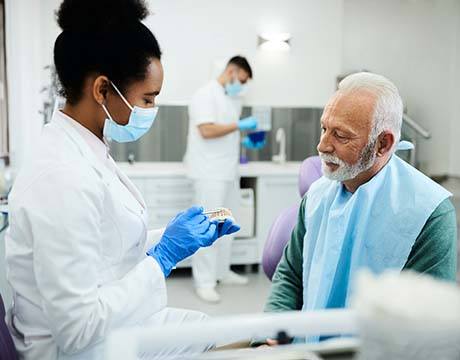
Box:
<box><xmin>257</xmin><ymin>339</ymin><xmax>279</xmax><ymax>348</ymax></box>
<box><xmin>252</xmin><ymin>338</ymin><xmax>279</xmax><ymax>348</ymax></box>
<box><xmin>266</xmin><ymin>339</ymin><xmax>279</xmax><ymax>346</ymax></box>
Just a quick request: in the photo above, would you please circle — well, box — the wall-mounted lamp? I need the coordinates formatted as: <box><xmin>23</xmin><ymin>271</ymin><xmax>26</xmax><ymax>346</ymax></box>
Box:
<box><xmin>257</xmin><ymin>32</ymin><xmax>291</xmax><ymax>51</ymax></box>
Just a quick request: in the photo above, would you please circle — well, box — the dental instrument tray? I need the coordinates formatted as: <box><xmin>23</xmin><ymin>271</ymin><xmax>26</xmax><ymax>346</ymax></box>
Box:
<box><xmin>203</xmin><ymin>207</ymin><xmax>234</xmax><ymax>222</ymax></box>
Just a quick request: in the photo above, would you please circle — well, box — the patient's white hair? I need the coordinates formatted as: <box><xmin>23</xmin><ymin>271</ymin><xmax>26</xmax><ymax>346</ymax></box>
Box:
<box><xmin>338</xmin><ymin>72</ymin><xmax>403</xmax><ymax>150</ymax></box>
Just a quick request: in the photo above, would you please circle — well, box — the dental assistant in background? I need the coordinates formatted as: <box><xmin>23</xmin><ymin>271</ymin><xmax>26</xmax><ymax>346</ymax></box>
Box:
<box><xmin>184</xmin><ymin>56</ymin><xmax>257</xmax><ymax>303</ymax></box>
<box><xmin>4</xmin><ymin>1</ymin><xmax>239</xmax><ymax>359</ymax></box>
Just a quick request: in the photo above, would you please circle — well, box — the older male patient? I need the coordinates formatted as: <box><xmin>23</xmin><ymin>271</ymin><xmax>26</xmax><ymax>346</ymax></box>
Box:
<box><xmin>264</xmin><ymin>73</ymin><xmax>457</xmax><ymax>341</ymax></box>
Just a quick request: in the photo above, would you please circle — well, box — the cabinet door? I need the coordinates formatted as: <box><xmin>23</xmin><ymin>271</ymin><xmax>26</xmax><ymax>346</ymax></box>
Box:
<box><xmin>126</xmin><ymin>176</ymin><xmax>195</xmax><ymax>227</ymax></box>
<box><xmin>256</xmin><ymin>176</ymin><xmax>300</xmax><ymax>258</ymax></box>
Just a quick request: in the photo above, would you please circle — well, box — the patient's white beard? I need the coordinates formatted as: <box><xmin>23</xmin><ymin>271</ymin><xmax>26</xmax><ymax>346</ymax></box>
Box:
<box><xmin>319</xmin><ymin>139</ymin><xmax>377</xmax><ymax>182</ymax></box>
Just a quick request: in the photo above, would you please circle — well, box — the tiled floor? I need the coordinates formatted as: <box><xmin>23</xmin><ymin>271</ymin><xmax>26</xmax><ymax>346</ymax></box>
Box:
<box><xmin>167</xmin><ymin>178</ymin><xmax>460</xmax><ymax>316</ymax></box>
<box><xmin>166</xmin><ymin>267</ymin><xmax>271</xmax><ymax>316</ymax></box>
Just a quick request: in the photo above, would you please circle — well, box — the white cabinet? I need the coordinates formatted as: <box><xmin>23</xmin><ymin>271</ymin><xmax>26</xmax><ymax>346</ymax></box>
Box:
<box><xmin>122</xmin><ymin>162</ymin><xmax>301</xmax><ymax>266</ymax></box>
<box><xmin>132</xmin><ymin>177</ymin><xmax>194</xmax><ymax>229</ymax></box>
<box><xmin>230</xmin><ymin>239</ymin><xmax>258</xmax><ymax>265</ymax></box>
<box><xmin>255</xmin><ymin>176</ymin><xmax>301</xmax><ymax>257</ymax></box>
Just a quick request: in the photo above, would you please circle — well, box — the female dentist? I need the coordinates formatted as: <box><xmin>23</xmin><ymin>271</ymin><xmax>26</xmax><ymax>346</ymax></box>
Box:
<box><xmin>4</xmin><ymin>0</ymin><xmax>239</xmax><ymax>359</ymax></box>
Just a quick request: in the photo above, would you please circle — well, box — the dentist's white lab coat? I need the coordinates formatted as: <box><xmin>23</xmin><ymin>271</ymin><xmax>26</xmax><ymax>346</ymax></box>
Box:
<box><xmin>4</xmin><ymin>111</ymin><xmax>208</xmax><ymax>360</ymax></box>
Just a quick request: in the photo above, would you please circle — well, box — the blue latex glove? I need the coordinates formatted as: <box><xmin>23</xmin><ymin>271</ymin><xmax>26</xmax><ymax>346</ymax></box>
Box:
<box><xmin>242</xmin><ymin>136</ymin><xmax>266</xmax><ymax>150</ymax></box>
<box><xmin>213</xmin><ymin>218</ymin><xmax>241</xmax><ymax>238</ymax></box>
<box><xmin>147</xmin><ymin>206</ymin><xmax>218</xmax><ymax>277</ymax></box>
<box><xmin>238</xmin><ymin>116</ymin><xmax>258</xmax><ymax>131</ymax></box>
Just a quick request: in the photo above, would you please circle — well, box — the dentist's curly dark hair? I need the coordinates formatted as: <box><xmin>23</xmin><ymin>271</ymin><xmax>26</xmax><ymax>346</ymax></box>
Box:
<box><xmin>54</xmin><ymin>0</ymin><xmax>162</xmax><ymax>104</ymax></box>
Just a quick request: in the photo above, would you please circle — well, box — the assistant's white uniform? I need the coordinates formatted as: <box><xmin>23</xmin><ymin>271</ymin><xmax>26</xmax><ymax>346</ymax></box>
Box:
<box><xmin>5</xmin><ymin>111</ymin><xmax>209</xmax><ymax>360</ymax></box>
<box><xmin>184</xmin><ymin>80</ymin><xmax>241</xmax><ymax>288</ymax></box>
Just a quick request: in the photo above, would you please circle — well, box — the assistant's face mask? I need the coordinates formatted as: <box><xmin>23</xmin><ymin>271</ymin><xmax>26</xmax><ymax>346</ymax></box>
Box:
<box><xmin>101</xmin><ymin>82</ymin><xmax>158</xmax><ymax>143</ymax></box>
<box><xmin>225</xmin><ymin>77</ymin><xmax>243</xmax><ymax>97</ymax></box>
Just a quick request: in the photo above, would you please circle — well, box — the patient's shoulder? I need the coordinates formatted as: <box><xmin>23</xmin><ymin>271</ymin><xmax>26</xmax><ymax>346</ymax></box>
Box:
<box><xmin>429</xmin><ymin>198</ymin><xmax>456</xmax><ymax>219</ymax></box>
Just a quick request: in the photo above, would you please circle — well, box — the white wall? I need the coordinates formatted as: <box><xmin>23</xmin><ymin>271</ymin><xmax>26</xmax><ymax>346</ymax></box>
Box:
<box><xmin>39</xmin><ymin>0</ymin><xmax>344</xmax><ymax>108</ymax></box>
<box><xmin>145</xmin><ymin>0</ymin><xmax>343</xmax><ymax>107</ymax></box>
<box><xmin>5</xmin><ymin>0</ymin><xmax>44</xmax><ymax>169</ymax></box>
<box><xmin>10</xmin><ymin>0</ymin><xmax>343</xmax><ymax>168</ymax></box>
<box><xmin>7</xmin><ymin>0</ymin><xmax>344</xmax><ymax>169</ymax></box>
<box><xmin>342</xmin><ymin>0</ymin><xmax>460</xmax><ymax>176</ymax></box>
<box><xmin>452</xmin><ymin>12</ymin><xmax>460</xmax><ymax>177</ymax></box>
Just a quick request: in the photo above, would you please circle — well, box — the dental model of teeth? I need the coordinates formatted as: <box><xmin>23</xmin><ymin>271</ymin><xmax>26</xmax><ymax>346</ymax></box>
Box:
<box><xmin>203</xmin><ymin>207</ymin><xmax>234</xmax><ymax>222</ymax></box>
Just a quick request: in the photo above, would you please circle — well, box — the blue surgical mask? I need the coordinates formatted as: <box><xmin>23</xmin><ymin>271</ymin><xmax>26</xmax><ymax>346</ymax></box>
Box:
<box><xmin>225</xmin><ymin>79</ymin><xmax>243</xmax><ymax>97</ymax></box>
<box><xmin>101</xmin><ymin>82</ymin><xmax>158</xmax><ymax>143</ymax></box>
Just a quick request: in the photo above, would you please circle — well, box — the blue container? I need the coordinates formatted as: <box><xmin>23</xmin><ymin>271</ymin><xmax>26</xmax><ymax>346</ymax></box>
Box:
<box><xmin>247</xmin><ymin>130</ymin><xmax>266</xmax><ymax>143</ymax></box>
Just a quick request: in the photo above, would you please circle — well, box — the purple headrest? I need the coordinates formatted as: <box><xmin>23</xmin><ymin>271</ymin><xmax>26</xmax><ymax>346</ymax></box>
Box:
<box><xmin>298</xmin><ymin>156</ymin><xmax>322</xmax><ymax>197</ymax></box>
<box><xmin>262</xmin><ymin>205</ymin><xmax>299</xmax><ymax>280</ymax></box>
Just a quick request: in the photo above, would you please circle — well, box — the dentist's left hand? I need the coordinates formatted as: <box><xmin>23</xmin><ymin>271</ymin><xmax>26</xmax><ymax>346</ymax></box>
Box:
<box><xmin>147</xmin><ymin>206</ymin><xmax>218</xmax><ymax>277</ymax></box>
<box><xmin>242</xmin><ymin>136</ymin><xmax>266</xmax><ymax>150</ymax></box>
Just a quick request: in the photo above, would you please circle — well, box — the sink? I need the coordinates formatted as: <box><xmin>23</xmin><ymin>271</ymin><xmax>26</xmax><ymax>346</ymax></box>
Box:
<box><xmin>272</xmin><ymin>128</ymin><xmax>287</xmax><ymax>164</ymax></box>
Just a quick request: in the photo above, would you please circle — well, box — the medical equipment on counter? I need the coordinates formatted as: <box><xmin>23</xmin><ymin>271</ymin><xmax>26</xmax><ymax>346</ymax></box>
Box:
<box><xmin>104</xmin><ymin>309</ymin><xmax>358</xmax><ymax>360</ymax></box>
<box><xmin>233</xmin><ymin>188</ymin><xmax>254</xmax><ymax>238</ymax></box>
<box><xmin>251</xmin><ymin>106</ymin><xmax>271</xmax><ymax>131</ymax></box>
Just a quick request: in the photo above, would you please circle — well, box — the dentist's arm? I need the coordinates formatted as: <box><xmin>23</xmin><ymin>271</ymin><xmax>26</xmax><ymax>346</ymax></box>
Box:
<box><xmin>28</xmin><ymin>166</ymin><xmax>167</xmax><ymax>354</ymax></box>
<box><xmin>198</xmin><ymin>123</ymin><xmax>238</xmax><ymax>139</ymax></box>
<box><xmin>198</xmin><ymin>116</ymin><xmax>258</xmax><ymax>139</ymax></box>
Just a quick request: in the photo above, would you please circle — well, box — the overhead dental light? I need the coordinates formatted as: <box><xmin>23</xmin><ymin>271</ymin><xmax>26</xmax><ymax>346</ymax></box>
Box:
<box><xmin>258</xmin><ymin>32</ymin><xmax>291</xmax><ymax>52</ymax></box>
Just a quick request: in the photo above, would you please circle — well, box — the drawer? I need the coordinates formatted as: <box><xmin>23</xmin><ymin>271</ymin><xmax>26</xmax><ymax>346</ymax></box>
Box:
<box><xmin>231</xmin><ymin>241</ymin><xmax>258</xmax><ymax>264</ymax></box>
<box><xmin>145</xmin><ymin>179</ymin><xmax>193</xmax><ymax>194</ymax></box>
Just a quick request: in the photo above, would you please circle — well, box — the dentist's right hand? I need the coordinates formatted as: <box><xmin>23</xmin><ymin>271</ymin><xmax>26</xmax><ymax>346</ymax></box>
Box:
<box><xmin>147</xmin><ymin>206</ymin><xmax>218</xmax><ymax>277</ymax></box>
<box><xmin>238</xmin><ymin>116</ymin><xmax>258</xmax><ymax>131</ymax></box>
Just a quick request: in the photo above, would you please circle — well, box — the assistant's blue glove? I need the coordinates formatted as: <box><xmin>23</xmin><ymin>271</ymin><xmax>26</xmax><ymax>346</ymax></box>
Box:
<box><xmin>214</xmin><ymin>218</ymin><xmax>241</xmax><ymax>238</ymax></box>
<box><xmin>147</xmin><ymin>206</ymin><xmax>218</xmax><ymax>277</ymax></box>
<box><xmin>238</xmin><ymin>116</ymin><xmax>258</xmax><ymax>131</ymax></box>
<box><xmin>242</xmin><ymin>136</ymin><xmax>266</xmax><ymax>150</ymax></box>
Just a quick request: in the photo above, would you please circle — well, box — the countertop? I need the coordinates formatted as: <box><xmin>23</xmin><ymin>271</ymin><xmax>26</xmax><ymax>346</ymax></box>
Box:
<box><xmin>117</xmin><ymin>161</ymin><xmax>302</xmax><ymax>178</ymax></box>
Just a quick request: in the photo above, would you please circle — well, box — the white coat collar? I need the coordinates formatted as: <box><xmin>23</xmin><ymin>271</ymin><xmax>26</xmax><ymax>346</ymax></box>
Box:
<box><xmin>59</xmin><ymin>110</ymin><xmax>111</xmax><ymax>167</ymax></box>
<box><xmin>51</xmin><ymin>110</ymin><xmax>147</xmax><ymax>211</ymax></box>
<box><xmin>51</xmin><ymin>110</ymin><xmax>114</xmax><ymax>183</ymax></box>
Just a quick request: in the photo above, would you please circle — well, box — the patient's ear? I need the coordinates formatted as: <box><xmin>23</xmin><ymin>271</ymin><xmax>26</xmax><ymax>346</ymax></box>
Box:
<box><xmin>376</xmin><ymin>132</ymin><xmax>395</xmax><ymax>157</ymax></box>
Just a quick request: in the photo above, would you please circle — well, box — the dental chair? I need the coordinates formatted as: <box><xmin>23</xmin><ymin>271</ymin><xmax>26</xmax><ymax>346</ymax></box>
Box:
<box><xmin>262</xmin><ymin>156</ymin><xmax>322</xmax><ymax>280</ymax></box>
<box><xmin>0</xmin><ymin>293</ymin><xmax>18</xmax><ymax>360</ymax></box>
